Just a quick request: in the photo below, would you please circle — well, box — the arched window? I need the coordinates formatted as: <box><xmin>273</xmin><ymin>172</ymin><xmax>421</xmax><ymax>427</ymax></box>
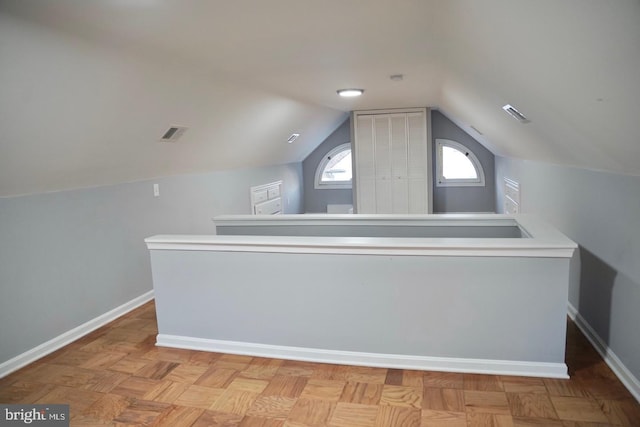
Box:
<box><xmin>314</xmin><ymin>143</ymin><xmax>352</xmax><ymax>189</ymax></box>
<box><xmin>436</xmin><ymin>139</ymin><xmax>485</xmax><ymax>187</ymax></box>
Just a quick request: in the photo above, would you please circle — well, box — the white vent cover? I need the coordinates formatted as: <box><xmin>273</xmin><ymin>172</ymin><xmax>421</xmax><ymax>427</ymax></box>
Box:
<box><xmin>504</xmin><ymin>177</ymin><xmax>520</xmax><ymax>214</ymax></box>
<box><xmin>160</xmin><ymin>126</ymin><xmax>188</xmax><ymax>142</ymax></box>
<box><xmin>502</xmin><ymin>104</ymin><xmax>530</xmax><ymax>123</ymax></box>
<box><xmin>287</xmin><ymin>133</ymin><xmax>300</xmax><ymax>143</ymax></box>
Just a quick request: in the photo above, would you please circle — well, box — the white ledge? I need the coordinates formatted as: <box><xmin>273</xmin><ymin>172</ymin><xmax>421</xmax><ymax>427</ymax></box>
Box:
<box><xmin>146</xmin><ymin>214</ymin><xmax>576</xmax><ymax>258</ymax></box>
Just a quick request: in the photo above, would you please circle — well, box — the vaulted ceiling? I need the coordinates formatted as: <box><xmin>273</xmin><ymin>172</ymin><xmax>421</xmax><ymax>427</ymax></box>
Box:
<box><xmin>1</xmin><ymin>0</ymin><xmax>639</xmax><ymax>197</ymax></box>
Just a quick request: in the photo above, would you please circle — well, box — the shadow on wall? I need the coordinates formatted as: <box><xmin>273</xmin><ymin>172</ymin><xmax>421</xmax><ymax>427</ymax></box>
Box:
<box><xmin>578</xmin><ymin>246</ymin><xmax>617</xmax><ymax>346</ymax></box>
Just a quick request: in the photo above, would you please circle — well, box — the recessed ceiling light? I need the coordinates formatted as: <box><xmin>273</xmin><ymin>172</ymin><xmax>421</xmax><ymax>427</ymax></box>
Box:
<box><xmin>337</xmin><ymin>89</ymin><xmax>364</xmax><ymax>97</ymax></box>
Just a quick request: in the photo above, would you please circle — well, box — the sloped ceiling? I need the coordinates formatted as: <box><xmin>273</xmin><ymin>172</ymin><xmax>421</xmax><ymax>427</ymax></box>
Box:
<box><xmin>1</xmin><ymin>0</ymin><xmax>639</xmax><ymax>197</ymax></box>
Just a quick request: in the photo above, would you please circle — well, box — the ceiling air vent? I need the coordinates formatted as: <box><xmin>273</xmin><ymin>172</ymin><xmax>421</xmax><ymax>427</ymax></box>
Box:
<box><xmin>502</xmin><ymin>104</ymin><xmax>530</xmax><ymax>123</ymax></box>
<box><xmin>287</xmin><ymin>133</ymin><xmax>300</xmax><ymax>144</ymax></box>
<box><xmin>160</xmin><ymin>126</ymin><xmax>188</xmax><ymax>142</ymax></box>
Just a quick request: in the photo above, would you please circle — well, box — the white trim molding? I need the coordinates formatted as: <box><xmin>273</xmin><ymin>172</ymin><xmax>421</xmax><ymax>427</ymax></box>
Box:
<box><xmin>568</xmin><ymin>303</ymin><xmax>640</xmax><ymax>402</ymax></box>
<box><xmin>152</xmin><ymin>214</ymin><xmax>577</xmax><ymax>258</ymax></box>
<box><xmin>0</xmin><ymin>290</ymin><xmax>154</xmax><ymax>379</ymax></box>
<box><xmin>157</xmin><ymin>334</ymin><xmax>569</xmax><ymax>379</ymax></box>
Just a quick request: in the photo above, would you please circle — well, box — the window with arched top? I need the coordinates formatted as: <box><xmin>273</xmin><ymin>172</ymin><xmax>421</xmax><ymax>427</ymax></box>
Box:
<box><xmin>436</xmin><ymin>139</ymin><xmax>485</xmax><ymax>187</ymax></box>
<box><xmin>314</xmin><ymin>143</ymin><xmax>352</xmax><ymax>189</ymax></box>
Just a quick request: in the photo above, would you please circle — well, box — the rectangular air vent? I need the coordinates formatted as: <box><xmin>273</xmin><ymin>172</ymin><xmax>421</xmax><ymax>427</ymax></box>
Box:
<box><xmin>287</xmin><ymin>133</ymin><xmax>300</xmax><ymax>144</ymax></box>
<box><xmin>160</xmin><ymin>126</ymin><xmax>188</xmax><ymax>142</ymax></box>
<box><xmin>502</xmin><ymin>104</ymin><xmax>530</xmax><ymax>123</ymax></box>
<box><xmin>504</xmin><ymin>177</ymin><xmax>520</xmax><ymax>214</ymax></box>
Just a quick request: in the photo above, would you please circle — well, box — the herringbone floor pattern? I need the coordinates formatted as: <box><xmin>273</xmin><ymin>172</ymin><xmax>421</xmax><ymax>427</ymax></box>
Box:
<box><xmin>1</xmin><ymin>301</ymin><xmax>639</xmax><ymax>426</ymax></box>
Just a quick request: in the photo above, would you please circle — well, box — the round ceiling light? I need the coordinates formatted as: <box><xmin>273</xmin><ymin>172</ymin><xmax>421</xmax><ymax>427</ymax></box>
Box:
<box><xmin>337</xmin><ymin>89</ymin><xmax>364</xmax><ymax>97</ymax></box>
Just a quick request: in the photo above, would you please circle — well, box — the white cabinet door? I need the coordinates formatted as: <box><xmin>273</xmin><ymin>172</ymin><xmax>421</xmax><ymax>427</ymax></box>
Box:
<box><xmin>408</xmin><ymin>177</ymin><xmax>427</xmax><ymax>213</ymax></box>
<box><xmin>373</xmin><ymin>116</ymin><xmax>392</xmax><ymax>213</ymax></box>
<box><xmin>354</xmin><ymin>108</ymin><xmax>430</xmax><ymax>214</ymax></box>
<box><xmin>407</xmin><ymin>112</ymin><xmax>427</xmax><ymax>180</ymax></box>
<box><xmin>407</xmin><ymin>112</ymin><xmax>428</xmax><ymax>213</ymax></box>
<box><xmin>356</xmin><ymin>115</ymin><xmax>376</xmax><ymax>180</ymax></box>
<box><xmin>390</xmin><ymin>114</ymin><xmax>409</xmax><ymax>213</ymax></box>
<box><xmin>358</xmin><ymin>178</ymin><xmax>376</xmax><ymax>214</ymax></box>
<box><xmin>355</xmin><ymin>115</ymin><xmax>376</xmax><ymax>212</ymax></box>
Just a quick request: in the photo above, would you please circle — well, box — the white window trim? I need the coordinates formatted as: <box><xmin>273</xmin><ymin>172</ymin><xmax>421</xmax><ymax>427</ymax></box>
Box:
<box><xmin>314</xmin><ymin>143</ymin><xmax>352</xmax><ymax>190</ymax></box>
<box><xmin>436</xmin><ymin>139</ymin><xmax>486</xmax><ymax>187</ymax></box>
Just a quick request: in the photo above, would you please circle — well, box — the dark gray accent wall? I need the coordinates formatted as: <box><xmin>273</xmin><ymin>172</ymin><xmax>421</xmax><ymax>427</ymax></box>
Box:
<box><xmin>495</xmin><ymin>156</ymin><xmax>640</xmax><ymax>388</ymax></box>
<box><xmin>0</xmin><ymin>163</ymin><xmax>303</xmax><ymax>365</ymax></box>
<box><xmin>431</xmin><ymin>110</ymin><xmax>496</xmax><ymax>213</ymax></box>
<box><xmin>303</xmin><ymin>119</ymin><xmax>353</xmax><ymax>213</ymax></box>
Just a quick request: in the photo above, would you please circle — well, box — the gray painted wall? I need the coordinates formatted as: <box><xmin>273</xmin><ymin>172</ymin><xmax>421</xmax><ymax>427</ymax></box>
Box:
<box><xmin>303</xmin><ymin>112</ymin><xmax>495</xmax><ymax>214</ymax></box>
<box><xmin>431</xmin><ymin>110</ymin><xmax>496</xmax><ymax>213</ymax></box>
<box><xmin>0</xmin><ymin>163</ymin><xmax>303</xmax><ymax>365</ymax></box>
<box><xmin>495</xmin><ymin>156</ymin><xmax>640</xmax><ymax>383</ymax></box>
<box><xmin>303</xmin><ymin>119</ymin><xmax>353</xmax><ymax>213</ymax></box>
<box><xmin>151</xmin><ymin>249</ymin><xmax>569</xmax><ymax>366</ymax></box>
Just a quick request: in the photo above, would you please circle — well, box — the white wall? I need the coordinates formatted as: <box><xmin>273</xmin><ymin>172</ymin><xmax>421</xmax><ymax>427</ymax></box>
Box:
<box><xmin>0</xmin><ymin>163</ymin><xmax>303</xmax><ymax>366</ymax></box>
<box><xmin>495</xmin><ymin>156</ymin><xmax>640</xmax><ymax>396</ymax></box>
<box><xmin>0</xmin><ymin>11</ymin><xmax>344</xmax><ymax>197</ymax></box>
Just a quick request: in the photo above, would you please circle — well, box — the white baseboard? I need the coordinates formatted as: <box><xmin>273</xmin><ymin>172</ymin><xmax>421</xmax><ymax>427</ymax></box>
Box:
<box><xmin>0</xmin><ymin>290</ymin><xmax>154</xmax><ymax>379</ymax></box>
<box><xmin>568</xmin><ymin>303</ymin><xmax>640</xmax><ymax>402</ymax></box>
<box><xmin>157</xmin><ymin>334</ymin><xmax>568</xmax><ymax>379</ymax></box>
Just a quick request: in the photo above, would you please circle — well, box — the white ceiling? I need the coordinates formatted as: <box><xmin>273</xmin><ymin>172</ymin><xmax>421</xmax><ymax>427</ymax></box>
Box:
<box><xmin>1</xmin><ymin>0</ymin><xmax>639</xmax><ymax>196</ymax></box>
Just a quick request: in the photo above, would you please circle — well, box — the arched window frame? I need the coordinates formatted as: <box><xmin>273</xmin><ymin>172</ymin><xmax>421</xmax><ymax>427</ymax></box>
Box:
<box><xmin>436</xmin><ymin>139</ymin><xmax>486</xmax><ymax>187</ymax></box>
<box><xmin>314</xmin><ymin>143</ymin><xmax>353</xmax><ymax>189</ymax></box>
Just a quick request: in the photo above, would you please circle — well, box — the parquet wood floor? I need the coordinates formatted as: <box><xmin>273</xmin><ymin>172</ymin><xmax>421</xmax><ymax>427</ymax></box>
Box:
<box><xmin>1</xmin><ymin>301</ymin><xmax>639</xmax><ymax>426</ymax></box>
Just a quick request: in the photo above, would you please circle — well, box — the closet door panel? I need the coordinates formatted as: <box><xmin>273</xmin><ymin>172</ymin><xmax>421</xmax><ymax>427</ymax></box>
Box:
<box><xmin>355</xmin><ymin>115</ymin><xmax>375</xmax><ymax>214</ymax></box>
<box><xmin>407</xmin><ymin>112</ymin><xmax>427</xmax><ymax>179</ymax></box>
<box><xmin>375</xmin><ymin>177</ymin><xmax>393</xmax><ymax>214</ymax></box>
<box><xmin>356</xmin><ymin>116</ymin><xmax>375</xmax><ymax>179</ymax></box>
<box><xmin>392</xmin><ymin>177</ymin><xmax>409</xmax><ymax>213</ymax></box>
<box><xmin>390</xmin><ymin>114</ymin><xmax>408</xmax><ymax>180</ymax></box>
<box><xmin>358</xmin><ymin>178</ymin><xmax>376</xmax><ymax>213</ymax></box>
<box><xmin>373</xmin><ymin>116</ymin><xmax>391</xmax><ymax>179</ymax></box>
<box><xmin>408</xmin><ymin>178</ymin><xmax>427</xmax><ymax>213</ymax></box>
